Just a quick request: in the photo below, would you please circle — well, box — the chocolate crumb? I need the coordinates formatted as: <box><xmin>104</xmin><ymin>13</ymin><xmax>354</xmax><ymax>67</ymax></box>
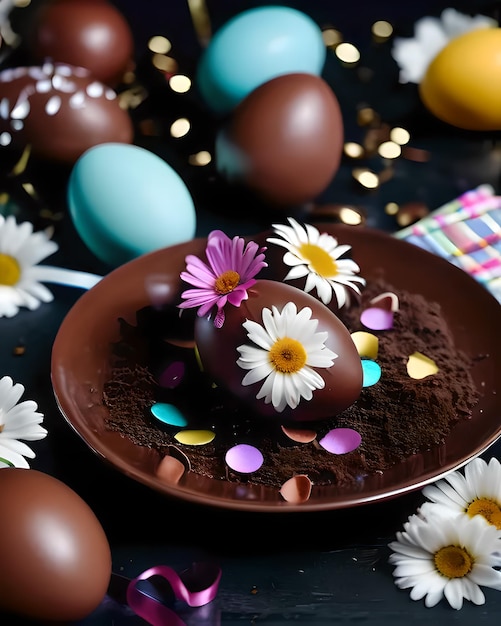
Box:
<box><xmin>103</xmin><ymin>279</ymin><xmax>480</xmax><ymax>490</ymax></box>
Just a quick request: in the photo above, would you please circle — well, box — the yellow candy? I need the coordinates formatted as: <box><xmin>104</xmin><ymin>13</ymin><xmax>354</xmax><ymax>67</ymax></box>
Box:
<box><xmin>406</xmin><ymin>352</ymin><xmax>439</xmax><ymax>380</ymax></box>
<box><xmin>351</xmin><ymin>331</ymin><xmax>378</xmax><ymax>360</ymax></box>
<box><xmin>419</xmin><ymin>28</ymin><xmax>501</xmax><ymax>131</ymax></box>
<box><xmin>174</xmin><ymin>430</ymin><xmax>215</xmax><ymax>445</ymax></box>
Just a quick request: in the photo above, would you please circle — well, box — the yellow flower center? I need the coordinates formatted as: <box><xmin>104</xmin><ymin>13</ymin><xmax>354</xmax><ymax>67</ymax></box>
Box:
<box><xmin>0</xmin><ymin>253</ymin><xmax>21</xmax><ymax>286</ymax></box>
<box><xmin>467</xmin><ymin>498</ymin><xmax>501</xmax><ymax>529</ymax></box>
<box><xmin>269</xmin><ymin>338</ymin><xmax>307</xmax><ymax>374</ymax></box>
<box><xmin>434</xmin><ymin>545</ymin><xmax>473</xmax><ymax>579</ymax></box>
<box><xmin>298</xmin><ymin>242</ymin><xmax>337</xmax><ymax>278</ymax></box>
<box><xmin>214</xmin><ymin>270</ymin><xmax>240</xmax><ymax>295</ymax></box>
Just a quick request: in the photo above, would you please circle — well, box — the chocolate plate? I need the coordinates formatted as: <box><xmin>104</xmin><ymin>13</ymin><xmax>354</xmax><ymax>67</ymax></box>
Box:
<box><xmin>51</xmin><ymin>224</ymin><xmax>501</xmax><ymax>512</ymax></box>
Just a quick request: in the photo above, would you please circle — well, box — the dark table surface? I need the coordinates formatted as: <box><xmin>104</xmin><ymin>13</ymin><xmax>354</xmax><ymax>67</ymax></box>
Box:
<box><xmin>1</xmin><ymin>1</ymin><xmax>501</xmax><ymax>624</ymax></box>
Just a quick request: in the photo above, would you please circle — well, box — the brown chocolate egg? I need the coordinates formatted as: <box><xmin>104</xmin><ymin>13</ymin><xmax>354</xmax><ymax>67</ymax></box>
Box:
<box><xmin>215</xmin><ymin>73</ymin><xmax>344</xmax><ymax>207</ymax></box>
<box><xmin>195</xmin><ymin>279</ymin><xmax>362</xmax><ymax>422</ymax></box>
<box><xmin>0</xmin><ymin>63</ymin><xmax>133</xmax><ymax>163</ymax></box>
<box><xmin>0</xmin><ymin>468</ymin><xmax>112</xmax><ymax>621</ymax></box>
<box><xmin>29</xmin><ymin>0</ymin><xmax>134</xmax><ymax>86</ymax></box>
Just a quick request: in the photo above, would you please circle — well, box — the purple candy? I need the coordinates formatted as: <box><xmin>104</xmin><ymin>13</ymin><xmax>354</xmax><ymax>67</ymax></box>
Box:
<box><xmin>158</xmin><ymin>361</ymin><xmax>185</xmax><ymax>389</ymax></box>
<box><xmin>318</xmin><ymin>428</ymin><xmax>361</xmax><ymax>454</ymax></box>
<box><xmin>360</xmin><ymin>307</ymin><xmax>394</xmax><ymax>330</ymax></box>
<box><xmin>225</xmin><ymin>444</ymin><xmax>264</xmax><ymax>473</ymax></box>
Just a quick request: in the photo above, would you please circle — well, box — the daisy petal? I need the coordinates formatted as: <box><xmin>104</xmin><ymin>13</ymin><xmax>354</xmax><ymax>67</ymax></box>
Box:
<box><xmin>237</xmin><ymin>302</ymin><xmax>336</xmax><ymax>412</ymax></box>
<box><xmin>0</xmin><ymin>376</ymin><xmax>47</xmax><ymax>467</ymax></box>
<box><xmin>178</xmin><ymin>230</ymin><xmax>267</xmax><ymax>326</ymax></box>
<box><xmin>267</xmin><ymin>218</ymin><xmax>365</xmax><ymax>309</ymax></box>
<box><xmin>388</xmin><ymin>507</ymin><xmax>501</xmax><ymax>610</ymax></box>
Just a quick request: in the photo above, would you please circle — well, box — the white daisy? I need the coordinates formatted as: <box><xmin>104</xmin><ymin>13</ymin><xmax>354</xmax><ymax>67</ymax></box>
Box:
<box><xmin>236</xmin><ymin>301</ymin><xmax>337</xmax><ymax>412</ymax></box>
<box><xmin>388</xmin><ymin>512</ymin><xmax>501</xmax><ymax>610</ymax></box>
<box><xmin>0</xmin><ymin>375</ymin><xmax>47</xmax><ymax>468</ymax></box>
<box><xmin>392</xmin><ymin>8</ymin><xmax>497</xmax><ymax>84</ymax></box>
<box><xmin>266</xmin><ymin>218</ymin><xmax>365</xmax><ymax>308</ymax></box>
<box><xmin>420</xmin><ymin>457</ymin><xmax>501</xmax><ymax>532</ymax></box>
<box><xmin>0</xmin><ymin>215</ymin><xmax>101</xmax><ymax>317</ymax></box>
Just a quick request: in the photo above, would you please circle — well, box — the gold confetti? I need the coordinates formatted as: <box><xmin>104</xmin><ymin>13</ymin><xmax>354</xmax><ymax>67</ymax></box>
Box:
<box><xmin>187</xmin><ymin>0</ymin><xmax>212</xmax><ymax>47</ymax></box>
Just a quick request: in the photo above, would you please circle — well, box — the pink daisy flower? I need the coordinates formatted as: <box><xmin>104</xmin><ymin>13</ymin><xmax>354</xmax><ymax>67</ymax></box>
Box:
<box><xmin>178</xmin><ymin>230</ymin><xmax>267</xmax><ymax>327</ymax></box>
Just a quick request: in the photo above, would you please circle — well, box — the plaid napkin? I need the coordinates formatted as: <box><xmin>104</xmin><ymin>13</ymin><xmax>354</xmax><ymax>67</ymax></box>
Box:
<box><xmin>395</xmin><ymin>184</ymin><xmax>501</xmax><ymax>303</ymax></box>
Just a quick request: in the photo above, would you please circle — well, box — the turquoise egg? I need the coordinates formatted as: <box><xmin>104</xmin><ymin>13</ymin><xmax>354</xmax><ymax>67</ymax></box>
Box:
<box><xmin>68</xmin><ymin>143</ymin><xmax>196</xmax><ymax>268</ymax></box>
<box><xmin>197</xmin><ymin>6</ymin><xmax>326</xmax><ymax>115</ymax></box>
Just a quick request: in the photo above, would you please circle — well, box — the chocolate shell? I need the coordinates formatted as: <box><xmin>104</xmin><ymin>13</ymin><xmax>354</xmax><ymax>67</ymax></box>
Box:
<box><xmin>29</xmin><ymin>0</ymin><xmax>134</xmax><ymax>86</ymax></box>
<box><xmin>194</xmin><ymin>279</ymin><xmax>363</xmax><ymax>422</ymax></box>
<box><xmin>0</xmin><ymin>468</ymin><xmax>111</xmax><ymax>621</ymax></box>
<box><xmin>0</xmin><ymin>63</ymin><xmax>133</xmax><ymax>163</ymax></box>
<box><xmin>215</xmin><ymin>73</ymin><xmax>344</xmax><ymax>207</ymax></box>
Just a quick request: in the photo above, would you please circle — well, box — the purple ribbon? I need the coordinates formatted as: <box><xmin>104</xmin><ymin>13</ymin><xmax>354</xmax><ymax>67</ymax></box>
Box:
<box><xmin>126</xmin><ymin>562</ymin><xmax>221</xmax><ymax>625</ymax></box>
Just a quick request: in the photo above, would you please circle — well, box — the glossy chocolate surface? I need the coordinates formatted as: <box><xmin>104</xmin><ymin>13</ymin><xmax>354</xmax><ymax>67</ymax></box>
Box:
<box><xmin>0</xmin><ymin>468</ymin><xmax>111</xmax><ymax>621</ymax></box>
<box><xmin>0</xmin><ymin>64</ymin><xmax>133</xmax><ymax>163</ymax></box>
<box><xmin>51</xmin><ymin>225</ymin><xmax>501</xmax><ymax>512</ymax></box>
<box><xmin>215</xmin><ymin>73</ymin><xmax>344</xmax><ymax>206</ymax></box>
<box><xmin>195</xmin><ymin>279</ymin><xmax>363</xmax><ymax>422</ymax></box>
<box><xmin>30</xmin><ymin>0</ymin><xmax>134</xmax><ymax>86</ymax></box>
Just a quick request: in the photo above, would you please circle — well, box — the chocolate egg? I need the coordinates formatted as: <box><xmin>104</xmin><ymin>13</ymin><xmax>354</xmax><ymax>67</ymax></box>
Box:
<box><xmin>29</xmin><ymin>0</ymin><xmax>134</xmax><ymax>86</ymax></box>
<box><xmin>0</xmin><ymin>468</ymin><xmax>112</xmax><ymax>621</ymax></box>
<box><xmin>195</xmin><ymin>279</ymin><xmax>362</xmax><ymax>422</ymax></box>
<box><xmin>0</xmin><ymin>63</ymin><xmax>133</xmax><ymax>163</ymax></box>
<box><xmin>215</xmin><ymin>73</ymin><xmax>344</xmax><ymax>207</ymax></box>
<box><xmin>197</xmin><ymin>5</ymin><xmax>326</xmax><ymax>114</ymax></box>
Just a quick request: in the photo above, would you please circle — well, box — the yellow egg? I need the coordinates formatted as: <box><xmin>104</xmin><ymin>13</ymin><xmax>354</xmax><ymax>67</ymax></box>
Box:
<box><xmin>419</xmin><ymin>28</ymin><xmax>501</xmax><ymax>131</ymax></box>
